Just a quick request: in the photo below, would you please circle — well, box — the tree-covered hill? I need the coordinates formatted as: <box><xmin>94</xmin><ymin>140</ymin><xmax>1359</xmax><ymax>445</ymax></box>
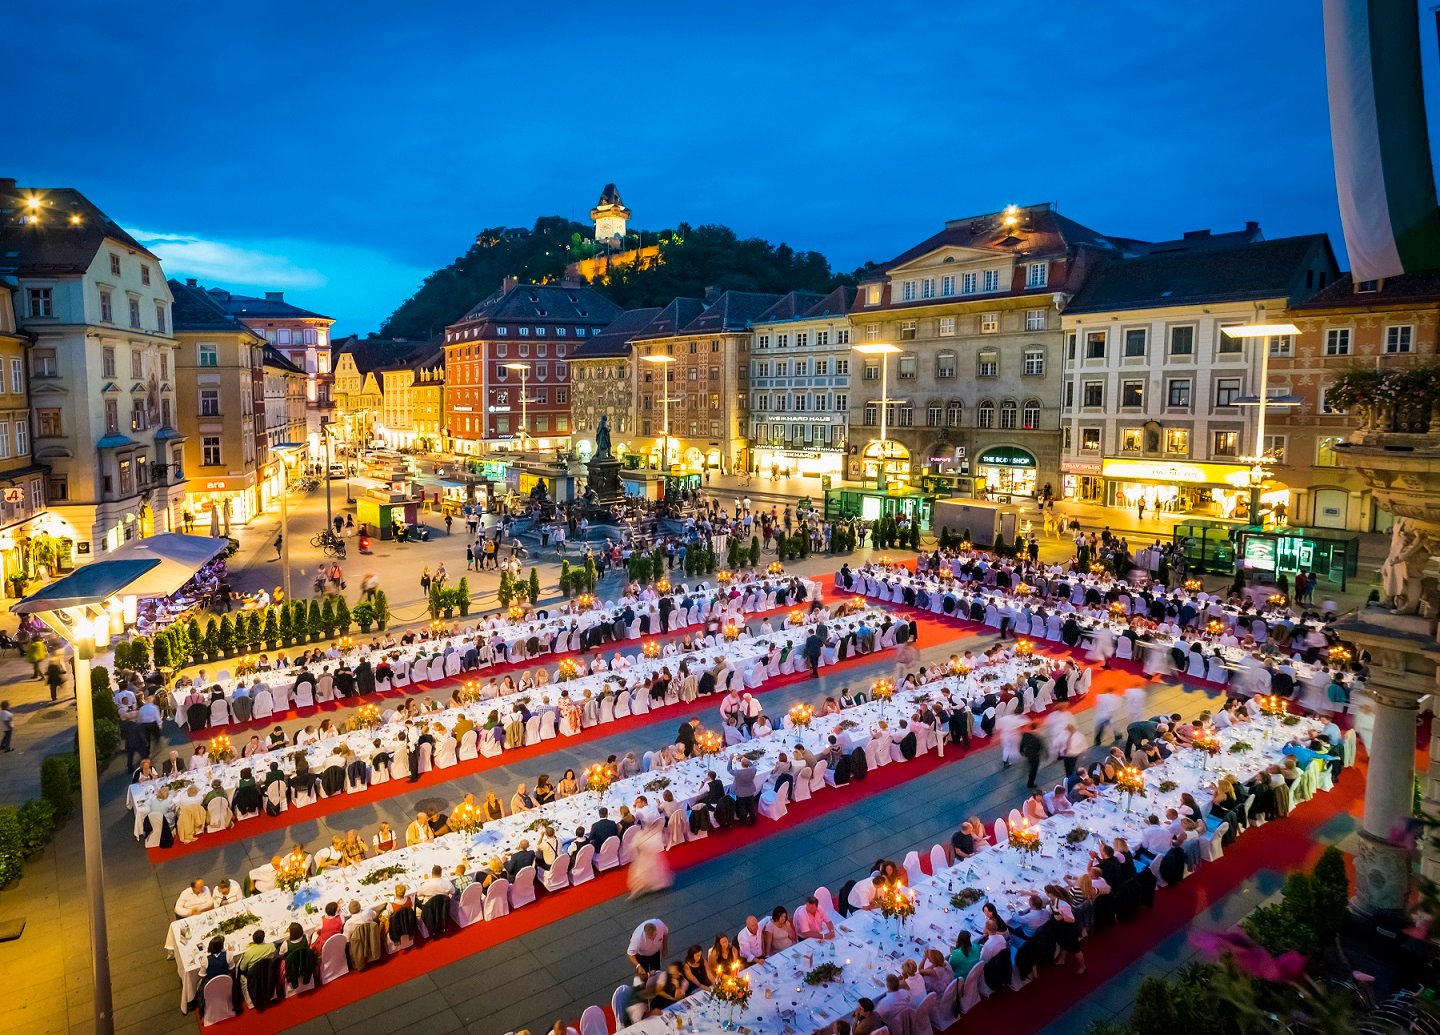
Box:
<box><xmin>378</xmin><ymin>217</ymin><xmax>872</xmax><ymax>338</ymax></box>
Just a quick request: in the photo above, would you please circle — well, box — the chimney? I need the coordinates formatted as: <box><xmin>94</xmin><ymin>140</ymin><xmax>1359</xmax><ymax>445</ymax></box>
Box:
<box><xmin>1245</xmin><ymin>220</ymin><xmax>1260</xmax><ymax>236</ymax></box>
<box><xmin>265</xmin><ymin>291</ymin><xmax>284</xmax><ymax>302</ymax></box>
<box><xmin>704</xmin><ymin>285</ymin><xmax>723</xmax><ymax>303</ymax></box>
<box><xmin>502</xmin><ymin>276</ymin><xmax>519</xmax><ymax>293</ymax></box>
<box><xmin>1181</xmin><ymin>229</ymin><xmax>1211</xmax><ymax>241</ymax></box>
<box><xmin>186</xmin><ymin>278</ymin><xmax>197</xmax><ymax>288</ymax></box>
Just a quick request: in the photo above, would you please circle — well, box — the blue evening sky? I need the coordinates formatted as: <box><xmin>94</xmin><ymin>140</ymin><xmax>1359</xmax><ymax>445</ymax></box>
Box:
<box><xmin>13</xmin><ymin>1</ymin><xmax>1440</xmax><ymax>333</ymax></box>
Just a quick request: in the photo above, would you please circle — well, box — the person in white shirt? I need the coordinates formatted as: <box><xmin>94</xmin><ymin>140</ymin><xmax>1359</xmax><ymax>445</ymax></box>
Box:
<box><xmin>174</xmin><ymin>879</ymin><xmax>213</xmax><ymax>918</ymax></box>
<box><xmin>249</xmin><ymin>855</ymin><xmax>283</xmax><ymax>894</ymax></box>
<box><xmin>794</xmin><ymin>897</ymin><xmax>835</xmax><ymax>940</ymax></box>
<box><xmin>342</xmin><ymin>899</ymin><xmax>375</xmax><ymax>935</ymax></box>
<box><xmin>1139</xmin><ymin>815</ymin><xmax>1173</xmax><ymax>859</ymax></box>
<box><xmin>314</xmin><ymin>835</ymin><xmax>345</xmax><ymax>871</ymax></box>
<box><xmin>1012</xmin><ymin>894</ymin><xmax>1051</xmax><ymax>937</ymax></box>
<box><xmin>211</xmin><ymin>879</ymin><xmax>240</xmax><ymax>909</ymax></box>
<box><xmin>736</xmin><ymin>915</ymin><xmax>765</xmax><ymax>963</ymax></box>
<box><xmin>417</xmin><ymin>864</ymin><xmax>455</xmax><ymax>901</ymax></box>
<box><xmin>626</xmin><ymin>918</ymin><xmax>669</xmax><ymax>975</ymax></box>
<box><xmin>847</xmin><ymin>876</ymin><xmax>877</xmax><ymax>912</ymax></box>
<box><xmin>979</xmin><ymin>918</ymin><xmax>1009</xmax><ymax>960</ymax></box>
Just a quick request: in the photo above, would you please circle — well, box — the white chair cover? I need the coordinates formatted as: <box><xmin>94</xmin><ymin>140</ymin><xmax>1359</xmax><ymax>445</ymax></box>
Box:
<box><xmin>509</xmin><ymin>865</ymin><xmax>537</xmax><ymax>908</ymax></box>
<box><xmin>201</xmin><ymin>974</ymin><xmax>237</xmax><ymax>1023</ymax></box>
<box><xmin>993</xmin><ymin>818</ymin><xmax>1008</xmax><ymax>844</ymax></box>
<box><xmin>456</xmin><ymin>882</ymin><xmax>485</xmax><ymax>926</ymax></box>
<box><xmin>319</xmin><ymin>933</ymin><xmax>349</xmax><ymax>982</ymax></box>
<box><xmin>580</xmin><ymin>1005</ymin><xmax>608</xmax><ymax>1035</ymax></box>
<box><xmin>483</xmin><ymin>878</ymin><xmax>511</xmax><ymax>920</ymax></box>
<box><xmin>570</xmin><ymin>843</ymin><xmax>596</xmax><ymax>884</ymax></box>
<box><xmin>928</xmin><ymin>843</ymin><xmax>948</xmax><ymax>875</ymax></box>
<box><xmin>596</xmin><ymin>835</ymin><xmax>621</xmax><ymax>871</ymax></box>
<box><xmin>543</xmin><ymin>853</ymin><xmax>571</xmax><ymax>890</ymax></box>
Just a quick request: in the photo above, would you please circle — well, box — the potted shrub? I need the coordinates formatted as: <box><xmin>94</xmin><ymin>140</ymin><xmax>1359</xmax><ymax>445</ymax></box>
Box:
<box><xmin>153</xmin><ymin>631</ymin><xmax>172</xmax><ymax>674</ymax></box>
<box><xmin>457</xmin><ymin>577</ymin><xmax>471</xmax><ymax>616</ymax></box>
<box><xmin>749</xmin><ymin>536</ymin><xmax>760</xmax><ymax>568</ymax></box>
<box><xmin>497</xmin><ymin>571</ymin><xmax>514</xmax><ymax>608</ymax></box>
<box><xmin>583</xmin><ymin>555</ymin><xmax>598</xmax><ymax>592</ymax></box>
<box><xmin>440</xmin><ymin>587</ymin><xmax>456</xmax><ymax>619</ymax></box>
<box><xmin>353</xmin><ymin>600</ymin><xmax>375</xmax><ymax>633</ymax></box>
<box><xmin>374</xmin><ymin>590</ymin><xmax>389</xmax><ymax>631</ymax></box>
<box><xmin>203</xmin><ymin>617</ymin><xmax>220</xmax><ymax>661</ymax></box>
<box><xmin>217</xmin><ymin>616</ymin><xmax>234</xmax><ymax>658</ymax></box>
<box><xmin>130</xmin><ymin>635</ymin><xmax>151</xmax><ymax>674</ymax></box>
<box><xmin>528</xmin><ymin>567</ymin><xmax>540</xmax><ymax>605</ymax></box>
<box><xmin>321</xmin><ymin>597</ymin><xmax>337</xmax><ymax>638</ymax></box>
<box><xmin>278</xmin><ymin>605</ymin><xmax>294</xmax><ymax>647</ymax></box>
<box><xmin>428</xmin><ymin>583</ymin><xmax>444</xmax><ymax>619</ymax></box>
<box><xmin>336</xmin><ymin>597</ymin><xmax>351</xmax><ymax>635</ymax></box>
<box><xmin>186</xmin><ymin>618</ymin><xmax>203</xmax><ymax>663</ymax></box>
<box><xmin>559</xmin><ymin>560</ymin><xmax>571</xmax><ymax>597</ymax></box>
<box><xmin>307</xmin><ymin>600</ymin><xmax>322</xmax><ymax>642</ymax></box>
<box><xmin>263</xmin><ymin>607</ymin><xmax>280</xmax><ymax>651</ymax></box>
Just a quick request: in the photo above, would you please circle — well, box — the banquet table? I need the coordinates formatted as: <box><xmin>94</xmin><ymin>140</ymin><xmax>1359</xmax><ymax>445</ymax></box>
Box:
<box><xmin>839</xmin><ymin>564</ymin><xmax>1348</xmax><ymax>703</ymax></box>
<box><xmin>163</xmin><ymin>639</ymin><xmax>998</xmax><ymax>1008</ymax></box>
<box><xmin>615</xmin><ymin>713</ymin><xmax>1325</xmax><ymax>1035</ymax></box>
<box><xmin>169</xmin><ymin>575</ymin><xmax>822</xmax><ymax>725</ymax></box>
<box><xmin>132</xmin><ymin>596</ymin><xmax>878</xmax><ymax>846</ymax></box>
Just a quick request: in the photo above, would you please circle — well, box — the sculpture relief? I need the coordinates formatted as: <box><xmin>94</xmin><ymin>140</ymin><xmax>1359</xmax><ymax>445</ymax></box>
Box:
<box><xmin>1380</xmin><ymin>517</ymin><xmax>1436</xmax><ymax>615</ymax></box>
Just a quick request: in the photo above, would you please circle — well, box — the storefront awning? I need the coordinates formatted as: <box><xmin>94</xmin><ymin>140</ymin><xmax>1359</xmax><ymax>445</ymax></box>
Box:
<box><xmin>1101</xmin><ymin>457</ymin><xmax>1253</xmax><ymax>488</ymax></box>
<box><xmin>100</xmin><ymin>533</ymin><xmax>230</xmax><ymax>599</ymax></box>
<box><xmin>976</xmin><ymin>446</ymin><xmax>1036</xmax><ymax>468</ymax></box>
<box><xmin>13</xmin><ymin>559</ymin><xmax>160</xmax><ymax>613</ymax></box>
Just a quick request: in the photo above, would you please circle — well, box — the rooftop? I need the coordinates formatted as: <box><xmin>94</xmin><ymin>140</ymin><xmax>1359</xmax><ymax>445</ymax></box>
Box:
<box><xmin>571</xmin><ymin>307</ymin><xmax>665</xmax><ymax>359</ymax></box>
<box><xmin>209</xmin><ymin>288</ymin><xmax>333</xmax><ymax>322</ymax></box>
<box><xmin>0</xmin><ymin>179</ymin><xmax>157</xmax><ymax>276</ymax></box>
<box><xmin>452</xmin><ymin>280</ymin><xmax>623</xmax><ymax>328</ymax></box>
<box><xmin>168</xmin><ymin>278</ymin><xmax>263</xmax><ymax>337</ymax></box>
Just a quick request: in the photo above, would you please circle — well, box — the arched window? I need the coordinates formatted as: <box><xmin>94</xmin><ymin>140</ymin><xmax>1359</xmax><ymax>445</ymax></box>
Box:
<box><xmin>976</xmin><ymin>401</ymin><xmax>995</xmax><ymax>429</ymax></box>
<box><xmin>946</xmin><ymin>401</ymin><xmax>964</xmax><ymax>427</ymax></box>
<box><xmin>1022</xmin><ymin>399</ymin><xmax>1041</xmax><ymax>430</ymax></box>
<box><xmin>1000</xmin><ymin>400</ymin><xmax>1018</xmax><ymax>429</ymax></box>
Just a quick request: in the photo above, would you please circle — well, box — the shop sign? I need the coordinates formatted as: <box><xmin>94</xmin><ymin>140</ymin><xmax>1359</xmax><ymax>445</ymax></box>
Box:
<box><xmin>976</xmin><ymin>447</ymin><xmax>1036</xmax><ymax>468</ymax></box>
<box><xmin>1061</xmin><ymin>460</ymin><xmax>1102</xmax><ymax>474</ymax></box>
<box><xmin>204</xmin><ymin>481</ymin><xmax>228</xmax><ymax>491</ymax></box>
<box><xmin>769</xmin><ymin>414</ymin><xmax>833</xmax><ymax>423</ymax></box>
<box><xmin>1</xmin><ymin>488</ymin><xmax>23</xmax><ymax>504</ymax></box>
<box><xmin>487</xmin><ymin>405</ymin><xmax>511</xmax><ymax>413</ymax></box>
<box><xmin>1101</xmin><ymin>457</ymin><xmax>1251</xmax><ymax>487</ymax></box>
<box><xmin>780</xmin><ymin>451</ymin><xmax>822</xmax><ymax>460</ymax></box>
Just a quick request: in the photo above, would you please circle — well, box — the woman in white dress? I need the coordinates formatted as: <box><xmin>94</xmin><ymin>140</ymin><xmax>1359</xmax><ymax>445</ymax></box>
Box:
<box><xmin>627</xmin><ymin>821</ymin><xmax>673</xmax><ymax>898</ymax></box>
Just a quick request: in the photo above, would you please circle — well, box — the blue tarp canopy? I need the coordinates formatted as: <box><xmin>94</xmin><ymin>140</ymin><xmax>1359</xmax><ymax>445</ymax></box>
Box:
<box><xmin>12</xmin><ymin>559</ymin><xmax>160</xmax><ymax>613</ymax></box>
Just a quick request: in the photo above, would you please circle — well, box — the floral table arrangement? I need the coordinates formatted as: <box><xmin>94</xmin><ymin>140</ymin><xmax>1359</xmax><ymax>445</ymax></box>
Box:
<box><xmin>788</xmin><ymin>703</ymin><xmax>814</xmax><ymax>729</ymax></box>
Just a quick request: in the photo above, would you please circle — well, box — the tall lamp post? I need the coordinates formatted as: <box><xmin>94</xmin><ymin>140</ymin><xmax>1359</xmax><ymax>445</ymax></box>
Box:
<box><xmin>851</xmin><ymin>342</ymin><xmax>901</xmax><ymax>488</ymax></box>
<box><xmin>1221</xmin><ymin>321</ymin><xmax>1302</xmax><ymax>525</ymax></box>
<box><xmin>502</xmin><ymin>362</ymin><xmax>533</xmax><ymax>453</ymax></box>
<box><xmin>270</xmin><ymin>444</ymin><xmax>307</xmax><ymax>601</ymax></box>
<box><xmin>640</xmin><ymin>354</ymin><xmax>677</xmax><ymax>473</ymax></box>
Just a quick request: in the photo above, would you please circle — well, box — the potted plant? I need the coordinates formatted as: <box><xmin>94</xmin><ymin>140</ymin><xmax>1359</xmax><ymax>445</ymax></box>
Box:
<box><xmin>374</xmin><ymin>590</ymin><xmax>389</xmax><ymax>631</ymax></box>
<box><xmin>217</xmin><ymin>616</ymin><xmax>234</xmax><ymax>658</ymax></box>
<box><xmin>336</xmin><ymin>597</ymin><xmax>351</xmax><ymax>635</ymax></box>
<box><xmin>497</xmin><ymin>571</ymin><xmax>514</xmax><ymax>609</ymax></box>
<box><xmin>7</xmin><ymin>573</ymin><xmax>26</xmax><ymax>598</ymax></box>
<box><xmin>262</xmin><ymin>608</ymin><xmax>280</xmax><ymax>651</ymax></box>
<box><xmin>428</xmin><ymin>583</ymin><xmax>444</xmax><ymax>619</ymax></box>
<box><xmin>321</xmin><ymin>597</ymin><xmax>337</xmax><ymax>638</ymax></box>
<box><xmin>353</xmin><ymin>600</ymin><xmax>375</xmax><ymax>633</ymax></box>
<box><xmin>456</xmin><ymin>577</ymin><xmax>471</xmax><ymax>616</ymax></box>
<box><xmin>528</xmin><ymin>567</ymin><xmax>540</xmax><ymax>605</ymax></box>
<box><xmin>153</xmin><ymin>632</ymin><xmax>172</xmax><ymax>674</ymax></box>
<box><xmin>129</xmin><ymin>635</ymin><xmax>151</xmax><ymax>674</ymax></box>
<box><xmin>440</xmin><ymin>587</ymin><xmax>456</xmax><ymax>619</ymax></box>
<box><xmin>307</xmin><ymin>600</ymin><xmax>322</xmax><ymax>642</ymax></box>
<box><xmin>278</xmin><ymin>605</ymin><xmax>294</xmax><ymax>647</ymax></box>
<box><xmin>203</xmin><ymin>617</ymin><xmax>220</xmax><ymax>661</ymax></box>
<box><xmin>749</xmin><ymin>536</ymin><xmax>760</xmax><ymax>569</ymax></box>
<box><xmin>583</xmin><ymin>555</ymin><xmax>598</xmax><ymax>592</ymax></box>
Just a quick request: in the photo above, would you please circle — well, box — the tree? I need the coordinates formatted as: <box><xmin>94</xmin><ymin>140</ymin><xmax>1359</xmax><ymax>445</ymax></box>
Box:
<box><xmin>457</xmin><ymin>576</ymin><xmax>470</xmax><ymax>615</ymax></box>
<box><xmin>321</xmin><ymin>597</ymin><xmax>337</xmax><ymax>638</ymax></box>
<box><xmin>528</xmin><ymin>567</ymin><xmax>541</xmax><ymax>605</ymax></box>
<box><xmin>374</xmin><ymin>590</ymin><xmax>389</xmax><ymax>630</ymax></box>
<box><xmin>262</xmin><ymin>607</ymin><xmax>279</xmax><ymax>649</ymax></box>
<box><xmin>217</xmin><ymin>615</ymin><xmax>234</xmax><ymax>656</ymax></box>
<box><xmin>278</xmin><ymin>604</ymin><xmax>294</xmax><ymax>646</ymax></box>
<box><xmin>307</xmin><ymin>599</ymin><xmax>323</xmax><ymax>642</ymax></box>
<box><xmin>497</xmin><ymin>570</ymin><xmax>514</xmax><ymax>608</ymax></box>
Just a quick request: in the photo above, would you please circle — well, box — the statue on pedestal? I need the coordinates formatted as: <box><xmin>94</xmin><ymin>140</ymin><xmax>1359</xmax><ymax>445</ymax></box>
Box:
<box><xmin>584</xmin><ymin>414</ymin><xmax>623</xmax><ymax>511</ymax></box>
<box><xmin>1380</xmin><ymin>517</ymin><xmax>1435</xmax><ymax>615</ymax></box>
<box><xmin>595</xmin><ymin>415</ymin><xmax>612</xmax><ymax>459</ymax></box>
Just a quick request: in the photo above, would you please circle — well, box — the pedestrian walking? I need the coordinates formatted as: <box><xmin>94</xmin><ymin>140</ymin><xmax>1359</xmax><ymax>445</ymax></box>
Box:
<box><xmin>420</xmin><ymin>567</ymin><xmax>432</xmax><ymax>595</ymax></box>
<box><xmin>274</xmin><ymin>534</ymin><xmax>283</xmax><ymax>559</ymax></box>
<box><xmin>444</xmin><ymin>512</ymin><xmax>453</xmax><ymax>536</ymax></box>
<box><xmin>466</xmin><ymin>544</ymin><xmax>475</xmax><ymax>571</ymax></box>
<box><xmin>25</xmin><ymin>638</ymin><xmax>45</xmax><ymax>680</ymax></box>
<box><xmin>0</xmin><ymin>700</ymin><xmax>12</xmax><ymax>752</ymax></box>
<box><xmin>45</xmin><ymin>658</ymin><xmax>66</xmax><ymax>702</ymax></box>
<box><xmin>1019</xmin><ymin>722</ymin><xmax>1045</xmax><ymax>790</ymax></box>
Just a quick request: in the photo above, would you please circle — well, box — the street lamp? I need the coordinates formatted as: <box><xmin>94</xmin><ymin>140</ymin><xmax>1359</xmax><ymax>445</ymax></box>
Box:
<box><xmin>1222</xmin><ymin>321</ymin><xmax>1302</xmax><ymax>525</ymax></box>
<box><xmin>640</xmin><ymin>355</ymin><xmax>677</xmax><ymax>472</ymax></box>
<box><xmin>502</xmin><ymin>362</ymin><xmax>533</xmax><ymax>453</ymax></box>
<box><xmin>852</xmin><ymin>342</ymin><xmax>902</xmax><ymax>488</ymax></box>
<box><xmin>269</xmin><ymin>444</ymin><xmax>307</xmax><ymax>601</ymax></box>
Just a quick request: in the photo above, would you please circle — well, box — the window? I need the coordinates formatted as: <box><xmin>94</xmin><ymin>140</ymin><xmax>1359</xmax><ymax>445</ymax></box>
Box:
<box><xmin>920</xmin><ymin>278</ymin><xmax>935</xmax><ymax>300</ymax></box>
<box><xmin>865</xmin><ymin>323</ymin><xmax>880</xmax><ymax>341</ymax></box>
<box><xmin>1264</xmin><ymin>434</ymin><xmax>1286</xmax><ymax>463</ymax></box>
<box><xmin>128</xmin><ymin>298</ymin><xmax>141</xmax><ymax>328</ymax></box>
<box><xmin>1123</xmin><ymin>329</ymin><xmax>1147</xmax><ymax>357</ymax></box>
<box><xmin>1386</xmin><ymin>325</ymin><xmax>1414</xmax><ymax>353</ymax></box>
<box><xmin>140</xmin><ymin>264</ymin><xmax>150</xmax><ymax>286</ymax></box>
<box><xmin>1217</xmin><ymin>326</ymin><xmax>1242</xmax><ymax>354</ymax></box>
<box><xmin>941</xmin><ymin>275</ymin><xmax>955</xmax><ymax>296</ymax></box>
<box><xmin>927</xmin><ymin>404</ymin><xmax>942</xmax><ymax>426</ymax></box>
<box><xmin>1121</xmin><ymin>428</ymin><xmax>1142</xmax><ymax>452</ymax></box>
<box><xmin>102</xmin><ymin>347</ymin><xmax>116</xmax><ymax>377</ymax></box>
<box><xmin>1319</xmin><ymin>388</ymin><xmax>1346</xmax><ymax>415</ymax></box>
<box><xmin>1269</xmin><ymin>335</ymin><xmax>1293</xmax><ymax>357</ymax></box>
<box><xmin>1121</xmin><ymin>380</ymin><xmax>1144</xmax><ymax>408</ymax></box>
<box><xmin>37</xmin><ymin>409</ymin><xmax>61</xmax><ymax>437</ymax></box>
<box><xmin>896</xmin><ymin>354</ymin><xmax>917</xmax><ymax>380</ymax></box>
<box><xmin>160</xmin><ymin>352</ymin><xmax>168</xmax><ymax>378</ymax></box>
<box><xmin>518</xmin><ymin>326</ymin><xmax>530</xmax><ymax>337</ymax></box>
<box><xmin>978</xmin><ymin>350</ymin><xmax>998</xmax><ymax>377</ymax></box>
<box><xmin>895</xmin><ymin>321</ymin><xmax>916</xmax><ymax>342</ymax></box>
<box><xmin>946</xmin><ymin>401</ymin><xmax>963</xmax><ymax>427</ymax></box>
<box><xmin>961</xmin><ymin>272</ymin><xmax>978</xmax><ymax>294</ymax></box>
<box><xmin>1081</xmin><ymin>427</ymin><xmax>1101</xmax><ymax>451</ymax></box>
<box><xmin>977</xmin><ymin>401</ymin><xmax>995</xmax><ymax>428</ymax></box>
<box><xmin>999</xmin><ymin>400</ymin><xmax>1017</xmax><ymax>429</ymax></box>
<box><xmin>938</xmin><ymin>316</ymin><xmax>956</xmax><ymax>336</ymax></box>
<box><xmin>983</xmin><ymin>269</ymin><xmax>1001</xmax><ymax>292</ymax></box>
<box><xmin>155</xmin><ymin>304</ymin><xmax>166</xmax><ymax>334</ymax></box>
<box><xmin>14</xmin><ymin>418</ymin><xmax>27</xmax><ymax>456</ymax></box>
<box><xmin>901</xmin><ymin>281</ymin><xmax>916</xmax><ymax>302</ymax></box>
<box><xmin>1165</xmin><ymin>428</ymin><xmax>1189</xmax><ymax>455</ymax></box>
<box><xmin>795</xmin><ymin>332</ymin><xmax>808</xmax><ymax>348</ymax></box>
<box><xmin>815</xmin><ymin>359</ymin><xmax>828</xmax><ymax>375</ymax></box>
<box><xmin>131</xmin><ymin>351</ymin><xmax>142</xmax><ymax>378</ymax></box>
<box><xmin>1084</xmin><ymin>331</ymin><xmax>1106</xmax><ymax>359</ymax></box>
<box><xmin>1169</xmin><ymin>325</ymin><xmax>1194</xmax><ymax>356</ymax></box>
<box><xmin>1022</xmin><ymin>399</ymin><xmax>1041</xmax><ymax>430</ymax></box>
<box><xmin>1062</xmin><ymin>426</ymin><xmax>1072</xmax><ymax>451</ymax></box>
<box><xmin>104</xmin><ymin>398</ymin><xmax>118</xmax><ymax>433</ymax></box>
<box><xmin>863</xmin><ymin>362</ymin><xmax>879</xmax><ymax>381</ymax></box>
<box><xmin>1023</xmin><ymin>349</ymin><xmax>1045</xmax><ymax>376</ymax></box>
<box><xmin>863</xmin><ymin>402</ymin><xmax>877</xmax><ymax>426</ymax></box>
<box><xmin>100</xmin><ymin>291</ymin><xmax>113</xmax><ymax>323</ymax></box>
<box><xmin>1215</xmin><ymin>377</ymin><xmax>1242</xmax><ymax>407</ymax></box>
<box><xmin>1212</xmin><ymin>431</ymin><xmax>1240</xmax><ymax>457</ymax></box>
<box><xmin>1026</xmin><ymin>262</ymin><xmax>1049</xmax><ymax>288</ymax></box>
<box><xmin>865</xmin><ymin>285</ymin><xmax>881</xmax><ymax>305</ymax></box>
<box><xmin>980</xmin><ymin>313</ymin><xmax>998</xmax><ymax>333</ymax></box>
<box><xmin>130</xmin><ymin>401</ymin><xmax>148</xmax><ymax>431</ymax></box>
<box><xmin>1324</xmin><ymin>328</ymin><xmax>1351</xmax><ymax>356</ymax></box>
<box><xmin>775</xmin><ymin>334</ymin><xmax>787</xmax><ymax>349</ymax></box>
<box><xmin>200</xmin><ymin>388</ymin><xmax>220</xmax><ymax>416</ymax></box>
<box><xmin>199</xmin><ymin>343</ymin><xmax>218</xmax><ymax>367</ymax></box>
<box><xmin>792</xmin><ymin>393</ymin><xmax>807</xmax><ymax>411</ymax></box>
<box><xmin>936</xmin><ymin>352</ymin><xmax>956</xmax><ymax>378</ymax></box>
<box><xmin>1316</xmin><ymin>435</ymin><xmax>1341</xmax><ymax>466</ymax></box>
<box><xmin>118</xmin><ymin>459</ymin><xmax>133</xmax><ymax>495</ymax></box>
<box><xmin>1082</xmin><ymin>381</ymin><xmax>1104</xmax><ymax>408</ymax></box>
<box><xmin>1025</xmin><ymin>309</ymin><xmax>1046</xmax><ymax>331</ymax></box>
<box><xmin>1064</xmin><ymin>381</ymin><xmax>1073</xmax><ymax>408</ymax></box>
<box><xmin>757</xmin><ymin>334</ymin><xmax>769</xmax><ymax>350</ymax></box>
<box><xmin>27</xmin><ymin>288</ymin><xmax>52</xmax><ymax>318</ymax></box>
<box><xmin>109</xmin><ymin>253</ymin><xmax>121</xmax><ymax>277</ymax></box>
<box><xmin>1167</xmin><ymin>378</ymin><xmax>1192</xmax><ymax>407</ymax></box>
<box><xmin>834</xmin><ymin>393</ymin><xmax>848</xmax><ymax>411</ymax></box>
<box><xmin>836</xmin><ymin>329</ymin><xmax>850</xmax><ymax>345</ymax></box>
<box><xmin>202</xmin><ymin>436</ymin><xmax>222</xmax><ymax>466</ymax></box>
